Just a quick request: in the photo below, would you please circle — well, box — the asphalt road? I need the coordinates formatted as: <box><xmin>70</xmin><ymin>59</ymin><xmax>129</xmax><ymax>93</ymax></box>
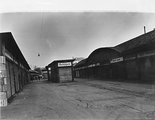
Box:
<box><xmin>1</xmin><ymin>78</ymin><xmax>155</xmax><ymax>120</ymax></box>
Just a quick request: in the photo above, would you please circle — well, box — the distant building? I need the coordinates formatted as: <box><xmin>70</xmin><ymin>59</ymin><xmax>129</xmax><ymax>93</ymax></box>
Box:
<box><xmin>46</xmin><ymin>59</ymin><xmax>75</xmax><ymax>83</ymax></box>
<box><xmin>73</xmin><ymin>57</ymin><xmax>85</xmax><ymax>66</ymax></box>
<box><xmin>29</xmin><ymin>70</ymin><xmax>41</xmax><ymax>80</ymax></box>
<box><xmin>41</xmin><ymin>67</ymin><xmax>48</xmax><ymax>79</ymax></box>
<box><xmin>0</xmin><ymin>32</ymin><xmax>30</xmax><ymax>106</ymax></box>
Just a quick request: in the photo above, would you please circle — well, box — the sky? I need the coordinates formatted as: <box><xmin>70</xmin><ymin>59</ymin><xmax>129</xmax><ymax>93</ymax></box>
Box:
<box><xmin>0</xmin><ymin>0</ymin><xmax>155</xmax><ymax>68</ymax></box>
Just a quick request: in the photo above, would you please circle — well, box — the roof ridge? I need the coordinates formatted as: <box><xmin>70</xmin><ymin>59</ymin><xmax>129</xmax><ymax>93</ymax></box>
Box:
<box><xmin>114</xmin><ymin>30</ymin><xmax>155</xmax><ymax>52</ymax></box>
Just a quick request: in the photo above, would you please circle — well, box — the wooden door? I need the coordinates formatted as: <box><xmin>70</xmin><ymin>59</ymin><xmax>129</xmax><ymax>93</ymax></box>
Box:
<box><xmin>59</xmin><ymin>67</ymin><xmax>72</xmax><ymax>82</ymax></box>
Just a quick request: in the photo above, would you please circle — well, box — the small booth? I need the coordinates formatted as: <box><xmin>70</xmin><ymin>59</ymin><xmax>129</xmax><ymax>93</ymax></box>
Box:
<box><xmin>46</xmin><ymin>59</ymin><xmax>75</xmax><ymax>83</ymax></box>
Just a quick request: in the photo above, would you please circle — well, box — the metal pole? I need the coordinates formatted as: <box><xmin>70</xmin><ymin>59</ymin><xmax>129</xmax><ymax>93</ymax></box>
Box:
<box><xmin>144</xmin><ymin>26</ymin><xmax>146</xmax><ymax>34</ymax></box>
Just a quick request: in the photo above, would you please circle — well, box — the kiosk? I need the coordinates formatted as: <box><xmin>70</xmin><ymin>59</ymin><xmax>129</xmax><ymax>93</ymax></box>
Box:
<box><xmin>46</xmin><ymin>59</ymin><xmax>74</xmax><ymax>83</ymax></box>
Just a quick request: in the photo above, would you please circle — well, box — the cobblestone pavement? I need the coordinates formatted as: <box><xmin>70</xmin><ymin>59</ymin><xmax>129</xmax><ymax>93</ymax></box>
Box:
<box><xmin>1</xmin><ymin>78</ymin><xmax>155</xmax><ymax>120</ymax></box>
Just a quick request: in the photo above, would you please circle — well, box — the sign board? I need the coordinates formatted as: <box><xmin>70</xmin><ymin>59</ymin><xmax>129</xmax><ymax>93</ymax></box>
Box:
<box><xmin>0</xmin><ymin>70</ymin><xmax>6</xmax><ymax>77</ymax></box>
<box><xmin>138</xmin><ymin>50</ymin><xmax>155</xmax><ymax>58</ymax></box>
<box><xmin>102</xmin><ymin>63</ymin><xmax>109</xmax><ymax>66</ymax></box>
<box><xmin>0</xmin><ymin>56</ymin><xmax>6</xmax><ymax>64</ymax></box>
<box><xmin>96</xmin><ymin>63</ymin><xmax>100</xmax><ymax>66</ymax></box>
<box><xmin>110</xmin><ymin>57</ymin><xmax>123</xmax><ymax>63</ymax></box>
<box><xmin>125</xmin><ymin>56</ymin><xmax>136</xmax><ymax>61</ymax></box>
<box><xmin>0</xmin><ymin>64</ymin><xmax>5</xmax><ymax>71</ymax></box>
<box><xmin>58</xmin><ymin>62</ymin><xmax>72</xmax><ymax>67</ymax></box>
<box><xmin>87</xmin><ymin>63</ymin><xmax>100</xmax><ymax>68</ymax></box>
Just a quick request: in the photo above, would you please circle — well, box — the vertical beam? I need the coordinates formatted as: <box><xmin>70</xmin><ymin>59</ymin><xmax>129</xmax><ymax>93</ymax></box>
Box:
<box><xmin>71</xmin><ymin>62</ymin><xmax>74</xmax><ymax>82</ymax></box>
<box><xmin>0</xmin><ymin>37</ymin><xmax>2</xmax><ymax>56</ymax></box>
<box><xmin>123</xmin><ymin>58</ymin><xmax>128</xmax><ymax>80</ymax></box>
<box><xmin>136</xmin><ymin>54</ymin><xmax>141</xmax><ymax>81</ymax></box>
<box><xmin>57</xmin><ymin>68</ymin><xmax>60</xmax><ymax>83</ymax></box>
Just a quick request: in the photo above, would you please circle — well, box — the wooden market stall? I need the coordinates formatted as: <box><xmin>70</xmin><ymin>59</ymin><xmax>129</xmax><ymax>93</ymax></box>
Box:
<box><xmin>46</xmin><ymin>59</ymin><xmax>75</xmax><ymax>83</ymax></box>
<box><xmin>0</xmin><ymin>32</ymin><xmax>30</xmax><ymax>106</ymax></box>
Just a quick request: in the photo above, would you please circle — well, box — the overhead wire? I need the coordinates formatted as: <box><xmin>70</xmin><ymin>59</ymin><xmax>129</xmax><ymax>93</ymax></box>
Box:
<box><xmin>102</xmin><ymin>13</ymin><xmax>135</xmax><ymax>40</ymax></box>
<box><xmin>22</xmin><ymin>46</ymin><xmax>51</xmax><ymax>56</ymax></box>
<box><xmin>146</xmin><ymin>12</ymin><xmax>151</xmax><ymax>31</ymax></box>
<box><xmin>38</xmin><ymin>11</ymin><xmax>44</xmax><ymax>57</ymax></box>
<box><xmin>20</xmin><ymin>12</ymin><xmax>136</xmax><ymax>57</ymax></box>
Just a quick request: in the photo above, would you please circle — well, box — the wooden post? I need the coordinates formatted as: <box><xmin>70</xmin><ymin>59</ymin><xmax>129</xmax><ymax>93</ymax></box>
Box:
<box><xmin>72</xmin><ymin>62</ymin><xmax>74</xmax><ymax>82</ymax></box>
<box><xmin>136</xmin><ymin>54</ymin><xmax>141</xmax><ymax>81</ymax></box>
<box><xmin>0</xmin><ymin>37</ymin><xmax>2</xmax><ymax>56</ymax></box>
<box><xmin>0</xmin><ymin>40</ymin><xmax>8</xmax><ymax>106</ymax></box>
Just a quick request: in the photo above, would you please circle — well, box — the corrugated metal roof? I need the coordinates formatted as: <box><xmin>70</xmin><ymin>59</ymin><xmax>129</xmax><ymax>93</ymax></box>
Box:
<box><xmin>86</xmin><ymin>47</ymin><xmax>120</xmax><ymax>65</ymax></box>
<box><xmin>74</xmin><ymin>48</ymin><xmax>120</xmax><ymax>67</ymax></box>
<box><xmin>115</xmin><ymin>30</ymin><xmax>155</xmax><ymax>53</ymax></box>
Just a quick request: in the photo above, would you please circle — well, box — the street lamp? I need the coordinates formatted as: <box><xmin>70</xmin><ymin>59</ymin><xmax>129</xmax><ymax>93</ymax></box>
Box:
<box><xmin>48</xmin><ymin>67</ymin><xmax>51</xmax><ymax>71</ymax></box>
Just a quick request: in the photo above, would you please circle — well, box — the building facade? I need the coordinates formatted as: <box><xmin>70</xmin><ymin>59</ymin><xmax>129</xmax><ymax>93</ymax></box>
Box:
<box><xmin>0</xmin><ymin>32</ymin><xmax>30</xmax><ymax>106</ymax></box>
<box><xmin>74</xmin><ymin>30</ymin><xmax>155</xmax><ymax>83</ymax></box>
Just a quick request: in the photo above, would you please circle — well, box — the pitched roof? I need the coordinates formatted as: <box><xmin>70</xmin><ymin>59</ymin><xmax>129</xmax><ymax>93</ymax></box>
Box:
<box><xmin>115</xmin><ymin>30</ymin><xmax>155</xmax><ymax>53</ymax></box>
<box><xmin>48</xmin><ymin>59</ymin><xmax>75</xmax><ymax>66</ymax></box>
<box><xmin>0</xmin><ymin>32</ymin><xmax>30</xmax><ymax>70</ymax></box>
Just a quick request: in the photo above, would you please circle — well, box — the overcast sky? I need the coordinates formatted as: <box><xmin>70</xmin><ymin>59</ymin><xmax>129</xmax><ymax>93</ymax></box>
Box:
<box><xmin>0</xmin><ymin>0</ymin><xmax>155</xmax><ymax>68</ymax></box>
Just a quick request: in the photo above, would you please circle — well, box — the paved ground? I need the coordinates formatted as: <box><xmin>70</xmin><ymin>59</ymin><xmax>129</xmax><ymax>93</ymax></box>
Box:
<box><xmin>1</xmin><ymin>78</ymin><xmax>155</xmax><ymax>120</ymax></box>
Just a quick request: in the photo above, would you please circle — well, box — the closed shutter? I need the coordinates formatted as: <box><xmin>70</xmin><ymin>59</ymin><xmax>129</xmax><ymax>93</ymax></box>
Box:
<box><xmin>126</xmin><ymin>60</ymin><xmax>138</xmax><ymax>80</ymax></box>
<box><xmin>14</xmin><ymin>65</ymin><xmax>19</xmax><ymax>92</ymax></box>
<box><xmin>111</xmin><ymin>62</ymin><xmax>125</xmax><ymax>79</ymax></box>
<box><xmin>59</xmin><ymin>68</ymin><xmax>72</xmax><ymax>82</ymax></box>
<box><xmin>139</xmin><ymin>56</ymin><xmax>155</xmax><ymax>82</ymax></box>
<box><xmin>6</xmin><ymin>61</ymin><xmax>12</xmax><ymax>98</ymax></box>
<box><xmin>9</xmin><ymin>62</ymin><xmax>15</xmax><ymax>95</ymax></box>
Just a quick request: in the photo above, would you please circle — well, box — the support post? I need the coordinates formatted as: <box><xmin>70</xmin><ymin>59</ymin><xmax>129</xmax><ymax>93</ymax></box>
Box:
<box><xmin>0</xmin><ymin>39</ymin><xmax>8</xmax><ymax>106</ymax></box>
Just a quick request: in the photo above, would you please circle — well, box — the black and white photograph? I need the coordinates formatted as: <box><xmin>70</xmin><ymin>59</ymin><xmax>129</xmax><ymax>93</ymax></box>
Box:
<box><xmin>0</xmin><ymin>0</ymin><xmax>155</xmax><ymax>120</ymax></box>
